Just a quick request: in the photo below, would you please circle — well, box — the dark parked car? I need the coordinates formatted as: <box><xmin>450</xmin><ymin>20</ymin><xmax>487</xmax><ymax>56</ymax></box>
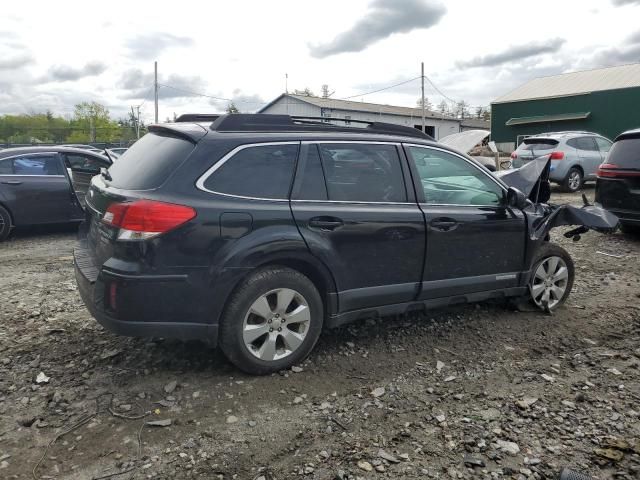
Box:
<box><xmin>74</xmin><ymin>115</ymin><xmax>616</xmax><ymax>375</ymax></box>
<box><xmin>0</xmin><ymin>146</ymin><xmax>110</xmax><ymax>241</ymax></box>
<box><xmin>596</xmin><ymin>128</ymin><xmax>640</xmax><ymax>233</ymax></box>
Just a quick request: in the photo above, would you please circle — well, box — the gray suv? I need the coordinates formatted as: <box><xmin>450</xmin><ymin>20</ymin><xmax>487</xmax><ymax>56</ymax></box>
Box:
<box><xmin>511</xmin><ymin>132</ymin><xmax>612</xmax><ymax>192</ymax></box>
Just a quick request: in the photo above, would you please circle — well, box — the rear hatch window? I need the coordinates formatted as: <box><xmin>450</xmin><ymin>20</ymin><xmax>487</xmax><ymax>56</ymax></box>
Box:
<box><xmin>106</xmin><ymin>132</ymin><xmax>195</xmax><ymax>190</ymax></box>
<box><xmin>517</xmin><ymin>138</ymin><xmax>559</xmax><ymax>154</ymax></box>
<box><xmin>607</xmin><ymin>138</ymin><xmax>640</xmax><ymax>169</ymax></box>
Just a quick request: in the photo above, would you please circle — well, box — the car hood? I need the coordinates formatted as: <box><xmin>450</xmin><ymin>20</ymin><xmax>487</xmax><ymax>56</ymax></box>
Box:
<box><xmin>439</xmin><ymin>129</ymin><xmax>490</xmax><ymax>154</ymax></box>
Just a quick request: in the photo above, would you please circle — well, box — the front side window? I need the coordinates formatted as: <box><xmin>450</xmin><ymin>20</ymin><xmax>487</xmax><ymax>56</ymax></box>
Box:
<box><xmin>407</xmin><ymin>146</ymin><xmax>503</xmax><ymax>206</ymax></box>
<box><xmin>317</xmin><ymin>143</ymin><xmax>407</xmax><ymax>202</ymax></box>
<box><xmin>203</xmin><ymin>144</ymin><xmax>298</xmax><ymax>199</ymax></box>
<box><xmin>4</xmin><ymin>154</ymin><xmax>62</xmax><ymax>176</ymax></box>
<box><xmin>0</xmin><ymin>158</ymin><xmax>12</xmax><ymax>175</ymax></box>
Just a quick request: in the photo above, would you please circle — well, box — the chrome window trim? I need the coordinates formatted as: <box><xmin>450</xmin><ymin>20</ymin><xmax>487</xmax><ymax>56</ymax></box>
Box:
<box><xmin>303</xmin><ymin>140</ymin><xmax>402</xmax><ymax>146</ymax></box>
<box><xmin>290</xmin><ymin>199</ymin><xmax>414</xmax><ymax>206</ymax></box>
<box><xmin>195</xmin><ymin>142</ymin><xmax>299</xmax><ymax>202</ymax></box>
<box><xmin>0</xmin><ymin>174</ymin><xmax>65</xmax><ymax>178</ymax></box>
<box><xmin>0</xmin><ymin>152</ymin><xmax>65</xmax><ymax>177</ymax></box>
<box><xmin>403</xmin><ymin>143</ymin><xmax>508</xmax><ymax>208</ymax></box>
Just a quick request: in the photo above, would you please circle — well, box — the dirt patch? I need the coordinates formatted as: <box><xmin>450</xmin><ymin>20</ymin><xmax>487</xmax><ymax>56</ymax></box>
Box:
<box><xmin>0</xmin><ymin>186</ymin><xmax>639</xmax><ymax>479</ymax></box>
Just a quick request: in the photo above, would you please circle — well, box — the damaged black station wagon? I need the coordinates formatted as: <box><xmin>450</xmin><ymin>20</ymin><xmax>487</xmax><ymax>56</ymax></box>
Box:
<box><xmin>74</xmin><ymin>114</ymin><xmax>618</xmax><ymax>374</ymax></box>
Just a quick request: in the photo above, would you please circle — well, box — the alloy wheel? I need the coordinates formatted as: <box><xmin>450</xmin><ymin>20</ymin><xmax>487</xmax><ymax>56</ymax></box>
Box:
<box><xmin>530</xmin><ymin>256</ymin><xmax>569</xmax><ymax>310</ymax></box>
<box><xmin>242</xmin><ymin>288</ymin><xmax>311</xmax><ymax>361</ymax></box>
<box><xmin>568</xmin><ymin>171</ymin><xmax>581</xmax><ymax>191</ymax></box>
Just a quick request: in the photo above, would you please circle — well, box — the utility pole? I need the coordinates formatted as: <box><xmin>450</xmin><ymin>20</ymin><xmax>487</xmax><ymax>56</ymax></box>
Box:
<box><xmin>131</xmin><ymin>105</ymin><xmax>141</xmax><ymax>139</ymax></box>
<box><xmin>154</xmin><ymin>61</ymin><xmax>159</xmax><ymax>123</ymax></box>
<box><xmin>421</xmin><ymin>62</ymin><xmax>426</xmax><ymax>134</ymax></box>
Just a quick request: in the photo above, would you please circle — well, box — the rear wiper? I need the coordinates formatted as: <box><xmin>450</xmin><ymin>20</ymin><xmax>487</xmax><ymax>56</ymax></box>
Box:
<box><xmin>100</xmin><ymin>167</ymin><xmax>112</xmax><ymax>181</ymax></box>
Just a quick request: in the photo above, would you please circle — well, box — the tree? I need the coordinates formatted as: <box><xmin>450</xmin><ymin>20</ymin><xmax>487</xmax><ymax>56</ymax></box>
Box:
<box><xmin>226</xmin><ymin>101</ymin><xmax>240</xmax><ymax>114</ymax></box>
<box><xmin>416</xmin><ymin>97</ymin><xmax>433</xmax><ymax>111</ymax></box>
<box><xmin>70</xmin><ymin>101</ymin><xmax>121</xmax><ymax>142</ymax></box>
<box><xmin>454</xmin><ymin>100</ymin><xmax>470</xmax><ymax>119</ymax></box>
<box><xmin>437</xmin><ymin>100</ymin><xmax>449</xmax><ymax>116</ymax></box>
<box><xmin>321</xmin><ymin>84</ymin><xmax>334</xmax><ymax>98</ymax></box>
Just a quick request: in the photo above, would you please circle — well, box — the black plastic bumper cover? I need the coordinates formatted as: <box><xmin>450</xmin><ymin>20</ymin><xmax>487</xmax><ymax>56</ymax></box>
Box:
<box><xmin>74</xmin><ymin>248</ymin><xmax>218</xmax><ymax>343</ymax></box>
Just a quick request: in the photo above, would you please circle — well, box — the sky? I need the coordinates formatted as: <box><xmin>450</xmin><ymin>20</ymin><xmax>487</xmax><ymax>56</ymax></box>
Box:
<box><xmin>1</xmin><ymin>0</ymin><xmax>640</xmax><ymax>123</ymax></box>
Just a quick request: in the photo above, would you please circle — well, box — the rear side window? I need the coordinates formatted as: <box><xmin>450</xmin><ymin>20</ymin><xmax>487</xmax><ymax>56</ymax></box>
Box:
<box><xmin>607</xmin><ymin>138</ymin><xmax>640</xmax><ymax>168</ymax></box>
<box><xmin>317</xmin><ymin>143</ymin><xmax>407</xmax><ymax>202</ymax></box>
<box><xmin>203</xmin><ymin>144</ymin><xmax>298</xmax><ymax>199</ymax></box>
<box><xmin>64</xmin><ymin>154</ymin><xmax>104</xmax><ymax>174</ymax></box>
<box><xmin>107</xmin><ymin>132</ymin><xmax>195</xmax><ymax>190</ymax></box>
<box><xmin>568</xmin><ymin>137</ymin><xmax>598</xmax><ymax>151</ymax></box>
<box><xmin>595</xmin><ymin>137</ymin><xmax>612</xmax><ymax>153</ymax></box>
<box><xmin>291</xmin><ymin>145</ymin><xmax>328</xmax><ymax>201</ymax></box>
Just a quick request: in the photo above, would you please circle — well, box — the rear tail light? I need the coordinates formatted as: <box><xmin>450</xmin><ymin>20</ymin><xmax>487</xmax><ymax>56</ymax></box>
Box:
<box><xmin>103</xmin><ymin>199</ymin><xmax>196</xmax><ymax>240</ymax></box>
<box><xmin>510</xmin><ymin>152</ymin><xmax>517</xmax><ymax>159</ymax></box>
<box><xmin>597</xmin><ymin>163</ymin><xmax>640</xmax><ymax>178</ymax></box>
<box><xmin>549</xmin><ymin>151</ymin><xmax>564</xmax><ymax>160</ymax></box>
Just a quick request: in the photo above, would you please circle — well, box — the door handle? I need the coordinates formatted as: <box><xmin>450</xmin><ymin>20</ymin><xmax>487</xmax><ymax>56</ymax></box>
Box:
<box><xmin>1</xmin><ymin>180</ymin><xmax>23</xmax><ymax>185</ymax></box>
<box><xmin>429</xmin><ymin>218</ymin><xmax>458</xmax><ymax>232</ymax></box>
<box><xmin>309</xmin><ymin>216</ymin><xmax>344</xmax><ymax>231</ymax></box>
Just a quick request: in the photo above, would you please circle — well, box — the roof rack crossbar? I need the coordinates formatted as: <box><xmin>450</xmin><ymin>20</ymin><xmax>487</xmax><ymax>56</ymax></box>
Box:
<box><xmin>205</xmin><ymin>114</ymin><xmax>433</xmax><ymax>140</ymax></box>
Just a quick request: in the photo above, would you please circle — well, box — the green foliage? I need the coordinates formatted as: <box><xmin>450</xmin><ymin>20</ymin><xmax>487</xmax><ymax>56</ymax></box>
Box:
<box><xmin>0</xmin><ymin>102</ymin><xmax>134</xmax><ymax>145</ymax></box>
<box><xmin>226</xmin><ymin>101</ymin><xmax>240</xmax><ymax>114</ymax></box>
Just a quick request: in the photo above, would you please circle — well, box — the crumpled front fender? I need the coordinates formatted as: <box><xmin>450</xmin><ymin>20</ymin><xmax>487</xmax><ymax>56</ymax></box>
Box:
<box><xmin>526</xmin><ymin>202</ymin><xmax>619</xmax><ymax>241</ymax></box>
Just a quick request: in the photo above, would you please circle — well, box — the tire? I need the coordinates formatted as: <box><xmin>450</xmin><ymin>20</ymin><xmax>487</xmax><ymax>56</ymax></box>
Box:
<box><xmin>620</xmin><ymin>222</ymin><xmax>640</xmax><ymax>235</ymax></box>
<box><xmin>528</xmin><ymin>243</ymin><xmax>575</xmax><ymax>312</ymax></box>
<box><xmin>562</xmin><ymin>167</ymin><xmax>583</xmax><ymax>193</ymax></box>
<box><xmin>0</xmin><ymin>205</ymin><xmax>12</xmax><ymax>242</ymax></box>
<box><xmin>218</xmin><ymin>266</ymin><xmax>324</xmax><ymax>375</ymax></box>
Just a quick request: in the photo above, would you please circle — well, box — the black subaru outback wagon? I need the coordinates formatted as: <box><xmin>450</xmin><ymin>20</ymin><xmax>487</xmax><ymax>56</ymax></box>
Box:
<box><xmin>75</xmin><ymin>114</ymin><xmax>590</xmax><ymax>374</ymax></box>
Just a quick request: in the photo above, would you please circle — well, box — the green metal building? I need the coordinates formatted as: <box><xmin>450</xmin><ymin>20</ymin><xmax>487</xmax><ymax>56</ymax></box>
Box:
<box><xmin>491</xmin><ymin>63</ymin><xmax>640</xmax><ymax>151</ymax></box>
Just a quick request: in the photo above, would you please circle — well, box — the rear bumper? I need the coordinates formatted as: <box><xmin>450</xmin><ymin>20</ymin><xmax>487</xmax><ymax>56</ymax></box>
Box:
<box><xmin>605</xmin><ymin>208</ymin><xmax>640</xmax><ymax>224</ymax></box>
<box><xmin>74</xmin><ymin>244</ymin><xmax>218</xmax><ymax>343</ymax></box>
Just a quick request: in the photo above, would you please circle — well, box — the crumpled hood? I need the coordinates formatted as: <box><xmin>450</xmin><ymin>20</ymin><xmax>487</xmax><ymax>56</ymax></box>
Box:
<box><xmin>496</xmin><ymin>156</ymin><xmax>550</xmax><ymax>198</ymax></box>
<box><xmin>497</xmin><ymin>156</ymin><xmax>619</xmax><ymax>238</ymax></box>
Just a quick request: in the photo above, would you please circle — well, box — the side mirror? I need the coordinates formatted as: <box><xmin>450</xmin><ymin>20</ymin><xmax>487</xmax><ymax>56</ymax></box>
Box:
<box><xmin>506</xmin><ymin>186</ymin><xmax>527</xmax><ymax>210</ymax></box>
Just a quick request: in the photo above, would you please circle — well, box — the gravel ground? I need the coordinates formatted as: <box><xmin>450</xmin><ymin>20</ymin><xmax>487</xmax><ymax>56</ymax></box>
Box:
<box><xmin>0</xmin><ymin>185</ymin><xmax>639</xmax><ymax>480</ymax></box>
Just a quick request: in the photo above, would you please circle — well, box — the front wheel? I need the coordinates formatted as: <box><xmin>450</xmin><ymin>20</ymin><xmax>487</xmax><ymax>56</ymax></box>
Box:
<box><xmin>219</xmin><ymin>267</ymin><xmax>324</xmax><ymax>375</ymax></box>
<box><xmin>529</xmin><ymin>243</ymin><xmax>574</xmax><ymax>311</ymax></box>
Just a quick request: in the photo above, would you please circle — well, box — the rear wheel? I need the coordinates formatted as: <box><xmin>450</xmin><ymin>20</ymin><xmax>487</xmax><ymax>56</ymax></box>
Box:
<box><xmin>0</xmin><ymin>205</ymin><xmax>12</xmax><ymax>242</ymax></box>
<box><xmin>563</xmin><ymin>167</ymin><xmax>583</xmax><ymax>193</ymax></box>
<box><xmin>529</xmin><ymin>243</ymin><xmax>574</xmax><ymax>311</ymax></box>
<box><xmin>219</xmin><ymin>267</ymin><xmax>324</xmax><ymax>375</ymax></box>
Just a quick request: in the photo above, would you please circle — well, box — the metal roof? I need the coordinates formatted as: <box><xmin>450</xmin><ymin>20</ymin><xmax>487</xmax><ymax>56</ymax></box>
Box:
<box><xmin>259</xmin><ymin>94</ymin><xmax>459</xmax><ymax>121</ymax></box>
<box><xmin>493</xmin><ymin>63</ymin><xmax>640</xmax><ymax>104</ymax></box>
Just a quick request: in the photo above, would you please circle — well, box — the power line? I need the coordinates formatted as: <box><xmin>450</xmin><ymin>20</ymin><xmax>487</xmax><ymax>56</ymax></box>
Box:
<box><xmin>339</xmin><ymin>76</ymin><xmax>422</xmax><ymax>100</ymax></box>
<box><xmin>157</xmin><ymin>83</ymin><xmax>267</xmax><ymax>105</ymax></box>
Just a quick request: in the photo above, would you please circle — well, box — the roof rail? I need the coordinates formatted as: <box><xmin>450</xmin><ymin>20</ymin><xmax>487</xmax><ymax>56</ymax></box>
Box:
<box><xmin>175</xmin><ymin>114</ymin><xmax>221</xmax><ymax>123</ymax></box>
<box><xmin>207</xmin><ymin>114</ymin><xmax>433</xmax><ymax>140</ymax></box>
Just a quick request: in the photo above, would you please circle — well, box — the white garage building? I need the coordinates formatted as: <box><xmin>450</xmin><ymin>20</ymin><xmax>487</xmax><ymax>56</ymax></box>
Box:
<box><xmin>258</xmin><ymin>94</ymin><xmax>474</xmax><ymax>140</ymax></box>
